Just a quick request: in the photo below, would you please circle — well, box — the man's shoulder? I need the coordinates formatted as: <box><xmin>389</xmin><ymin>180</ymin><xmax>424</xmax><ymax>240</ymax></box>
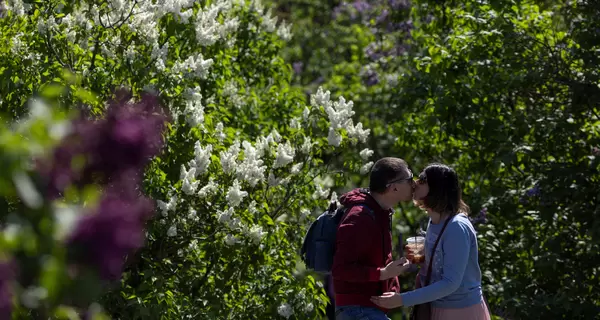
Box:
<box><xmin>341</xmin><ymin>204</ymin><xmax>376</xmax><ymax>224</ymax></box>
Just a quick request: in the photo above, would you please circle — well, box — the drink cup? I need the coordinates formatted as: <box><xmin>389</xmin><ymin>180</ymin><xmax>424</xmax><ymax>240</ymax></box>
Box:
<box><xmin>404</xmin><ymin>236</ymin><xmax>425</xmax><ymax>264</ymax></box>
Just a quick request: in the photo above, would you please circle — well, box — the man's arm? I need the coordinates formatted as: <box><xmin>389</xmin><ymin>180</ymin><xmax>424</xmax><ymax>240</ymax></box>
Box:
<box><xmin>331</xmin><ymin>209</ymin><xmax>381</xmax><ymax>282</ymax></box>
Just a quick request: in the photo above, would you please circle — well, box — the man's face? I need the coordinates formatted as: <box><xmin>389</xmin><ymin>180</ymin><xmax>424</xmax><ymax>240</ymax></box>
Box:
<box><xmin>385</xmin><ymin>167</ymin><xmax>415</xmax><ymax>204</ymax></box>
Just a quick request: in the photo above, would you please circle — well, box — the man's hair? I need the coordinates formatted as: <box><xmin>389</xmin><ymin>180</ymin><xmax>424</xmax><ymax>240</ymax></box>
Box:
<box><xmin>369</xmin><ymin>157</ymin><xmax>409</xmax><ymax>194</ymax></box>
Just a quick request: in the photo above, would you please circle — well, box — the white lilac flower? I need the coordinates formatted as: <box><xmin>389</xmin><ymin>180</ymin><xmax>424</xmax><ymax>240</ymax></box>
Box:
<box><xmin>274</xmin><ymin>141</ymin><xmax>295</xmax><ymax>168</ymax></box>
<box><xmin>291</xmin><ymin>162</ymin><xmax>303</xmax><ymax>174</ymax></box>
<box><xmin>189</xmin><ymin>239</ymin><xmax>199</xmax><ymax>251</ymax></box>
<box><xmin>261</xmin><ymin>9</ymin><xmax>277</xmax><ymax>32</ymax></box>
<box><xmin>217</xmin><ymin>207</ymin><xmax>234</xmax><ymax>224</ymax></box>
<box><xmin>20</xmin><ymin>286</ymin><xmax>47</xmax><ymax>309</ymax></box>
<box><xmin>125</xmin><ymin>45</ymin><xmax>137</xmax><ymax>63</ymax></box>
<box><xmin>178</xmin><ymin>9</ymin><xmax>194</xmax><ymax>23</ymax></box>
<box><xmin>300</xmin><ymin>208</ymin><xmax>311</xmax><ymax>219</ymax></box>
<box><xmin>360</xmin><ymin>161</ymin><xmax>374</xmax><ymax>175</ymax></box>
<box><xmin>167</xmin><ymin>225</ymin><xmax>177</xmax><ymax>237</ymax></box>
<box><xmin>226</xmin><ymin>179</ymin><xmax>248</xmax><ymax>207</ymax></box>
<box><xmin>189</xmin><ymin>142</ymin><xmax>212</xmax><ymax>175</ymax></box>
<box><xmin>304</xmin><ymin>303</ymin><xmax>314</xmax><ymax>312</ymax></box>
<box><xmin>198</xmin><ymin>178</ymin><xmax>217</xmax><ymax>197</ymax></box>
<box><xmin>277</xmin><ymin>303</ymin><xmax>293</xmax><ymax>319</ymax></box>
<box><xmin>157</xmin><ymin>195</ymin><xmax>178</xmax><ymax>217</ymax></box>
<box><xmin>215</xmin><ymin>122</ymin><xmax>227</xmax><ymax>142</ymax></box>
<box><xmin>248</xmin><ymin>201</ymin><xmax>258</xmax><ymax>215</ymax></box>
<box><xmin>277</xmin><ymin>22</ymin><xmax>292</xmax><ymax>41</ymax></box>
<box><xmin>224</xmin><ymin>234</ymin><xmax>239</xmax><ymax>246</ymax></box>
<box><xmin>289</xmin><ymin>117</ymin><xmax>300</xmax><ymax>129</ymax></box>
<box><xmin>247</xmin><ymin>225</ymin><xmax>266</xmax><ymax>244</ymax></box>
<box><xmin>236</xmin><ymin>141</ymin><xmax>266</xmax><ymax>187</ymax></box>
<box><xmin>172</xmin><ymin>53</ymin><xmax>214</xmax><ymax>79</ymax></box>
<box><xmin>271</xmin><ymin>129</ymin><xmax>282</xmax><ymax>142</ymax></box>
<box><xmin>312</xmin><ymin>184</ymin><xmax>329</xmax><ymax>199</ymax></box>
<box><xmin>310</xmin><ymin>87</ymin><xmax>331</xmax><ymax>108</ymax></box>
<box><xmin>151</xmin><ymin>41</ymin><xmax>169</xmax><ymax>63</ymax></box>
<box><xmin>10</xmin><ymin>34</ymin><xmax>25</xmax><ymax>54</ymax></box>
<box><xmin>359</xmin><ymin>148</ymin><xmax>374</xmax><ymax>160</ymax></box>
<box><xmin>222</xmin><ymin>80</ymin><xmax>238</xmax><ymax>97</ymax></box>
<box><xmin>185</xmin><ymin>86</ymin><xmax>203</xmax><ymax>102</ymax></box>
<box><xmin>297</xmin><ymin>289</ymin><xmax>306</xmax><ymax>300</ymax></box>
<box><xmin>328</xmin><ymin>96</ymin><xmax>355</xmax><ymax>130</ymax></box>
<box><xmin>255</xmin><ymin>135</ymin><xmax>272</xmax><ymax>156</ymax></box>
<box><xmin>220</xmin><ymin>141</ymin><xmax>241</xmax><ymax>174</ymax></box>
<box><xmin>301</xmin><ymin>136</ymin><xmax>313</xmax><ymax>154</ymax></box>
<box><xmin>188</xmin><ymin>208</ymin><xmax>199</xmax><ymax>222</ymax></box>
<box><xmin>348</xmin><ymin>122</ymin><xmax>371</xmax><ymax>143</ymax></box>
<box><xmin>194</xmin><ymin>4</ymin><xmax>223</xmax><ymax>46</ymax></box>
<box><xmin>184</xmin><ymin>99</ymin><xmax>204</xmax><ymax>127</ymax></box>
<box><xmin>66</xmin><ymin>30</ymin><xmax>77</xmax><ymax>43</ymax></box>
<box><xmin>181</xmin><ymin>165</ymin><xmax>199</xmax><ymax>195</ymax></box>
<box><xmin>327</xmin><ymin>128</ymin><xmax>342</xmax><ymax>147</ymax></box>
<box><xmin>5</xmin><ymin>0</ymin><xmax>26</xmax><ymax>16</ymax></box>
<box><xmin>302</xmin><ymin>107</ymin><xmax>310</xmax><ymax>121</ymax></box>
<box><xmin>228</xmin><ymin>217</ymin><xmax>241</xmax><ymax>230</ymax></box>
<box><xmin>268</xmin><ymin>171</ymin><xmax>282</xmax><ymax>187</ymax></box>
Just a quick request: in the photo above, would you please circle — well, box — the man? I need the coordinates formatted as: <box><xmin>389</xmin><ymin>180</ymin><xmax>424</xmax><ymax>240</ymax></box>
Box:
<box><xmin>332</xmin><ymin>157</ymin><xmax>415</xmax><ymax>319</ymax></box>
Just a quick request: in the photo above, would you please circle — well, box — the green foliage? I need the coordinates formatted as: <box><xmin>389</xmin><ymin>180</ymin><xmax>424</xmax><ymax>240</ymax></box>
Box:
<box><xmin>385</xmin><ymin>0</ymin><xmax>600</xmax><ymax>318</ymax></box>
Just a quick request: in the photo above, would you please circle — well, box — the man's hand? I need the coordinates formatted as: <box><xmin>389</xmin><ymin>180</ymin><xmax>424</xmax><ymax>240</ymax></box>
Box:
<box><xmin>379</xmin><ymin>257</ymin><xmax>411</xmax><ymax>280</ymax></box>
<box><xmin>371</xmin><ymin>292</ymin><xmax>403</xmax><ymax>309</ymax></box>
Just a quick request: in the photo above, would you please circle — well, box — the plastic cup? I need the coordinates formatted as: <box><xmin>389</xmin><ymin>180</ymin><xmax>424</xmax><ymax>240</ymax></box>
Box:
<box><xmin>404</xmin><ymin>236</ymin><xmax>425</xmax><ymax>264</ymax></box>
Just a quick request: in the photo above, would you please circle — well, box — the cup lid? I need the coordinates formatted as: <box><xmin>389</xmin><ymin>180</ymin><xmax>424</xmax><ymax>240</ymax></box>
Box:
<box><xmin>406</xmin><ymin>236</ymin><xmax>425</xmax><ymax>243</ymax></box>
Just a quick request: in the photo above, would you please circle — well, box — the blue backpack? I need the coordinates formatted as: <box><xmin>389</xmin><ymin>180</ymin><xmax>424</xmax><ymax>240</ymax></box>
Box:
<box><xmin>300</xmin><ymin>200</ymin><xmax>374</xmax><ymax>275</ymax></box>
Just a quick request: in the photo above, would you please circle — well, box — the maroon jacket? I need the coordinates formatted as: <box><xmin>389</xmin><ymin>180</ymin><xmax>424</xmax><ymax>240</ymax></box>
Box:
<box><xmin>331</xmin><ymin>188</ymin><xmax>400</xmax><ymax>313</ymax></box>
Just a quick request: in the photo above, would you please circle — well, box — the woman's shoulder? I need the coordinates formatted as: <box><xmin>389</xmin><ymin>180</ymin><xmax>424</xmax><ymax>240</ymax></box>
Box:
<box><xmin>447</xmin><ymin>214</ymin><xmax>475</xmax><ymax>233</ymax></box>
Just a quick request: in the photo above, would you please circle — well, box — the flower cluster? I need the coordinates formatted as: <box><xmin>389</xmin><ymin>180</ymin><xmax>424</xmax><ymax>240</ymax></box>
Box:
<box><xmin>40</xmin><ymin>93</ymin><xmax>168</xmax><ymax>280</ymax></box>
<box><xmin>310</xmin><ymin>87</ymin><xmax>370</xmax><ymax>147</ymax></box>
<box><xmin>40</xmin><ymin>92</ymin><xmax>168</xmax><ymax>198</ymax></box>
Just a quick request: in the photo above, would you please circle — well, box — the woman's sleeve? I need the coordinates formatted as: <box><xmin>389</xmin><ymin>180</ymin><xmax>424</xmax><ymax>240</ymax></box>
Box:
<box><xmin>399</xmin><ymin>221</ymin><xmax>471</xmax><ymax>307</ymax></box>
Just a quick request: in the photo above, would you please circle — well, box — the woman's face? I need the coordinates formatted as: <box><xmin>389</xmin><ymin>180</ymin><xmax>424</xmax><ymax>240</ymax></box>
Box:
<box><xmin>413</xmin><ymin>171</ymin><xmax>429</xmax><ymax>200</ymax></box>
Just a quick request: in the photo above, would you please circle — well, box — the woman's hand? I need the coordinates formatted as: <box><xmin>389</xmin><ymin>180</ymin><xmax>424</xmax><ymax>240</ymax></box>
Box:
<box><xmin>370</xmin><ymin>292</ymin><xmax>403</xmax><ymax>309</ymax></box>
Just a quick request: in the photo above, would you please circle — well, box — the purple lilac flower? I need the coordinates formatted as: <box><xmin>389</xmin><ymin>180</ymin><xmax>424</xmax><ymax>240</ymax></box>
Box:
<box><xmin>364</xmin><ymin>70</ymin><xmax>379</xmax><ymax>86</ymax></box>
<box><xmin>292</xmin><ymin>61</ymin><xmax>303</xmax><ymax>74</ymax></box>
<box><xmin>525</xmin><ymin>185</ymin><xmax>541</xmax><ymax>197</ymax></box>
<box><xmin>353</xmin><ymin>0</ymin><xmax>370</xmax><ymax>13</ymax></box>
<box><xmin>332</xmin><ymin>3</ymin><xmax>347</xmax><ymax>19</ymax></box>
<box><xmin>389</xmin><ymin>0</ymin><xmax>410</xmax><ymax>10</ymax></box>
<box><xmin>376</xmin><ymin>9</ymin><xmax>389</xmax><ymax>25</ymax></box>
<box><xmin>0</xmin><ymin>261</ymin><xmax>16</xmax><ymax>319</ymax></box>
<box><xmin>37</xmin><ymin>91</ymin><xmax>168</xmax><ymax>281</ymax></box>
<box><xmin>365</xmin><ymin>43</ymin><xmax>382</xmax><ymax>61</ymax></box>
<box><xmin>67</xmin><ymin>185</ymin><xmax>155</xmax><ymax>281</ymax></box>
<box><xmin>470</xmin><ymin>207</ymin><xmax>488</xmax><ymax>225</ymax></box>
<box><xmin>394</xmin><ymin>44</ymin><xmax>409</xmax><ymax>56</ymax></box>
<box><xmin>40</xmin><ymin>92</ymin><xmax>168</xmax><ymax>198</ymax></box>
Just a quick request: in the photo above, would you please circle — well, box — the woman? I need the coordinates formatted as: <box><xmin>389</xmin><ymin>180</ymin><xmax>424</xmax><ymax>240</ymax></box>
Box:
<box><xmin>370</xmin><ymin>163</ymin><xmax>490</xmax><ymax>320</ymax></box>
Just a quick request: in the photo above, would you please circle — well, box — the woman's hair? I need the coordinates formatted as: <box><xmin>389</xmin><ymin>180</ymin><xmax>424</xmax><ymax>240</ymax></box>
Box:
<box><xmin>415</xmin><ymin>163</ymin><xmax>470</xmax><ymax>215</ymax></box>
